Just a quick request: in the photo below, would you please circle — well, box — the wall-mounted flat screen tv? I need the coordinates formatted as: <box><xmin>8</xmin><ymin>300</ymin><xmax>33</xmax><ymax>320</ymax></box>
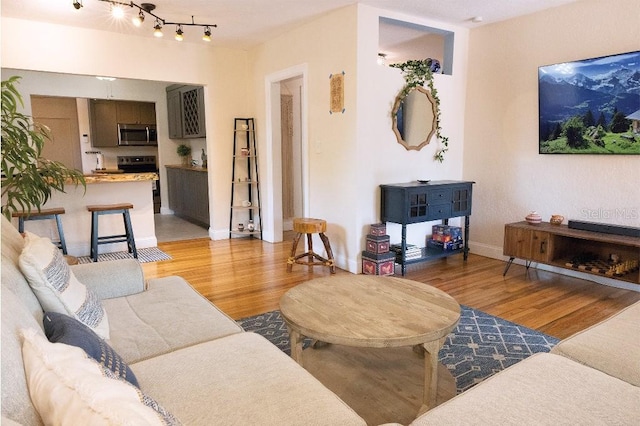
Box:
<box><xmin>539</xmin><ymin>50</ymin><xmax>640</xmax><ymax>155</ymax></box>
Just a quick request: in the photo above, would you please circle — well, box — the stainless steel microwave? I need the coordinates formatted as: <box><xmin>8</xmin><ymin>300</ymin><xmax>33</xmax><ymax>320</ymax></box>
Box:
<box><xmin>117</xmin><ymin>123</ymin><xmax>158</xmax><ymax>146</ymax></box>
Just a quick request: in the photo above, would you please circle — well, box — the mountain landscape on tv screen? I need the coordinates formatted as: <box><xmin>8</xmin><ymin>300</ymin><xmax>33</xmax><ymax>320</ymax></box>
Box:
<box><xmin>539</xmin><ymin>51</ymin><xmax>640</xmax><ymax>125</ymax></box>
<box><xmin>538</xmin><ymin>51</ymin><xmax>640</xmax><ymax>154</ymax></box>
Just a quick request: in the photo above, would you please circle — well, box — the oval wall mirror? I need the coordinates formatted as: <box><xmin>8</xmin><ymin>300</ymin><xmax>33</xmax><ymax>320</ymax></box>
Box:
<box><xmin>391</xmin><ymin>86</ymin><xmax>438</xmax><ymax>151</ymax></box>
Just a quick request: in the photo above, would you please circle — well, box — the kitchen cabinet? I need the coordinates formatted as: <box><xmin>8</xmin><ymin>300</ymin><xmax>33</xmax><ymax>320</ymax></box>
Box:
<box><xmin>116</xmin><ymin>101</ymin><xmax>156</xmax><ymax>124</ymax></box>
<box><xmin>166</xmin><ymin>85</ymin><xmax>206</xmax><ymax>139</ymax></box>
<box><xmin>166</xmin><ymin>165</ymin><xmax>209</xmax><ymax>227</ymax></box>
<box><xmin>380</xmin><ymin>180</ymin><xmax>474</xmax><ymax>276</ymax></box>
<box><xmin>89</xmin><ymin>100</ymin><xmax>156</xmax><ymax>147</ymax></box>
<box><xmin>89</xmin><ymin>100</ymin><xmax>118</xmax><ymax>147</ymax></box>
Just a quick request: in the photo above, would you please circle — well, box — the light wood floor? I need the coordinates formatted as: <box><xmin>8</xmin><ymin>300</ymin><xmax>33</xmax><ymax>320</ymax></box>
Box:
<box><xmin>141</xmin><ymin>236</ymin><xmax>640</xmax><ymax>340</ymax></box>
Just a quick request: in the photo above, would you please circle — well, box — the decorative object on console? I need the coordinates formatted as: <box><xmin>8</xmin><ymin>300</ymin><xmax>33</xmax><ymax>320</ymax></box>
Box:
<box><xmin>201</xmin><ymin>148</ymin><xmax>207</xmax><ymax>168</ymax></box>
<box><xmin>362</xmin><ymin>223</ymin><xmax>394</xmax><ymax>275</ymax></box>
<box><xmin>525</xmin><ymin>211</ymin><xmax>542</xmax><ymax>225</ymax></box>
<box><xmin>550</xmin><ymin>214</ymin><xmax>564</xmax><ymax>225</ymax></box>
<box><xmin>177</xmin><ymin>144</ymin><xmax>192</xmax><ymax>167</ymax></box>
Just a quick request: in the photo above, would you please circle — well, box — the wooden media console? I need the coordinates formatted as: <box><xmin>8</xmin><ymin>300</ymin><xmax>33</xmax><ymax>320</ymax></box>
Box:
<box><xmin>503</xmin><ymin>221</ymin><xmax>640</xmax><ymax>285</ymax></box>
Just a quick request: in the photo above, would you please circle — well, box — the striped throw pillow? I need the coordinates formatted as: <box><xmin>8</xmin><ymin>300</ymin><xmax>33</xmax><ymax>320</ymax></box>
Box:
<box><xmin>19</xmin><ymin>232</ymin><xmax>110</xmax><ymax>339</ymax></box>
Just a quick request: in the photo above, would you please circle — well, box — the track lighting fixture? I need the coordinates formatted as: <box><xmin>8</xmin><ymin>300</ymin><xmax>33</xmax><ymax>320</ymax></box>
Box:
<box><xmin>72</xmin><ymin>0</ymin><xmax>83</xmax><ymax>10</ymax></box>
<box><xmin>111</xmin><ymin>4</ymin><xmax>125</xmax><ymax>19</ymax></box>
<box><xmin>202</xmin><ymin>26</ymin><xmax>212</xmax><ymax>42</ymax></box>
<box><xmin>132</xmin><ymin>10</ymin><xmax>145</xmax><ymax>27</ymax></box>
<box><xmin>86</xmin><ymin>1</ymin><xmax>217</xmax><ymax>42</ymax></box>
<box><xmin>153</xmin><ymin>19</ymin><xmax>163</xmax><ymax>37</ymax></box>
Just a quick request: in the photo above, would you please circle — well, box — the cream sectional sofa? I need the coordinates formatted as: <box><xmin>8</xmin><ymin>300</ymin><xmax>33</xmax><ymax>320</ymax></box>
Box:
<box><xmin>1</xmin><ymin>216</ymin><xmax>365</xmax><ymax>425</ymax></box>
<box><xmin>409</xmin><ymin>300</ymin><xmax>640</xmax><ymax>425</ymax></box>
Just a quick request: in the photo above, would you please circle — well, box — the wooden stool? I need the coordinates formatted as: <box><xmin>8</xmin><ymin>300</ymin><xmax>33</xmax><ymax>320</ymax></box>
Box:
<box><xmin>287</xmin><ymin>218</ymin><xmax>336</xmax><ymax>274</ymax></box>
<box><xmin>87</xmin><ymin>203</ymin><xmax>137</xmax><ymax>262</ymax></box>
<box><xmin>12</xmin><ymin>208</ymin><xmax>68</xmax><ymax>255</ymax></box>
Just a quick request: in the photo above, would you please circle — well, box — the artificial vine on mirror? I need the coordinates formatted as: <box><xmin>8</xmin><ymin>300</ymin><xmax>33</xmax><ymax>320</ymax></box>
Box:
<box><xmin>391</xmin><ymin>59</ymin><xmax>449</xmax><ymax>162</ymax></box>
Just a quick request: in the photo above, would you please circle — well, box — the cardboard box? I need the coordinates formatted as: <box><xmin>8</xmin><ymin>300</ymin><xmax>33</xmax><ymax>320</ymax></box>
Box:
<box><xmin>365</xmin><ymin>234</ymin><xmax>390</xmax><ymax>254</ymax></box>
<box><xmin>427</xmin><ymin>239</ymin><xmax>464</xmax><ymax>251</ymax></box>
<box><xmin>362</xmin><ymin>251</ymin><xmax>395</xmax><ymax>276</ymax></box>
<box><xmin>369</xmin><ymin>223</ymin><xmax>387</xmax><ymax>236</ymax></box>
<box><xmin>432</xmin><ymin>225</ymin><xmax>462</xmax><ymax>240</ymax></box>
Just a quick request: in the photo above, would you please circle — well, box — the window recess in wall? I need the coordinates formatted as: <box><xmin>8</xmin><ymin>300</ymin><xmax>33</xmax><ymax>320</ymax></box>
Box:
<box><xmin>378</xmin><ymin>17</ymin><xmax>454</xmax><ymax>76</ymax></box>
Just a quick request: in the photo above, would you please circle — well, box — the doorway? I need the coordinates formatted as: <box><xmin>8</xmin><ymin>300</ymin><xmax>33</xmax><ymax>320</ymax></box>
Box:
<box><xmin>265</xmin><ymin>65</ymin><xmax>309</xmax><ymax>243</ymax></box>
<box><xmin>280</xmin><ymin>76</ymin><xmax>303</xmax><ymax>232</ymax></box>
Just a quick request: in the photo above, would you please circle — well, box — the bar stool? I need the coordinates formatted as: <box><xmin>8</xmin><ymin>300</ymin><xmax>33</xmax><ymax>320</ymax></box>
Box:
<box><xmin>87</xmin><ymin>203</ymin><xmax>137</xmax><ymax>262</ymax></box>
<box><xmin>12</xmin><ymin>208</ymin><xmax>68</xmax><ymax>255</ymax></box>
<box><xmin>287</xmin><ymin>218</ymin><xmax>336</xmax><ymax>274</ymax></box>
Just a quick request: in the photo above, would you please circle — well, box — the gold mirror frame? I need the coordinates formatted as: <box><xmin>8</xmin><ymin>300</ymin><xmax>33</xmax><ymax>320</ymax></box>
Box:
<box><xmin>391</xmin><ymin>86</ymin><xmax>438</xmax><ymax>151</ymax></box>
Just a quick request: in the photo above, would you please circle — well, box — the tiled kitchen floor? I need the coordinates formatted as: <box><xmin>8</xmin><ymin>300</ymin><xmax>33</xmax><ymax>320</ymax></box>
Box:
<box><xmin>154</xmin><ymin>214</ymin><xmax>209</xmax><ymax>242</ymax></box>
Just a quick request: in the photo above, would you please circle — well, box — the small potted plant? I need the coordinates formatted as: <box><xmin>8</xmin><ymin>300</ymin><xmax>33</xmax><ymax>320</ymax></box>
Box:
<box><xmin>177</xmin><ymin>144</ymin><xmax>192</xmax><ymax>167</ymax></box>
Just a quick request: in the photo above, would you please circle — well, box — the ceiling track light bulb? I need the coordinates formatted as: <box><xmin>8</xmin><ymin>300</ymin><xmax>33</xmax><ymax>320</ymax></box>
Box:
<box><xmin>377</xmin><ymin>53</ymin><xmax>387</xmax><ymax>66</ymax></box>
<box><xmin>153</xmin><ymin>20</ymin><xmax>163</xmax><ymax>37</ymax></box>
<box><xmin>202</xmin><ymin>26</ymin><xmax>212</xmax><ymax>42</ymax></box>
<box><xmin>111</xmin><ymin>5</ymin><xmax>125</xmax><ymax>19</ymax></box>
<box><xmin>175</xmin><ymin>25</ymin><xmax>184</xmax><ymax>41</ymax></box>
<box><xmin>72</xmin><ymin>0</ymin><xmax>83</xmax><ymax>10</ymax></box>
<box><xmin>133</xmin><ymin>10</ymin><xmax>145</xmax><ymax>27</ymax></box>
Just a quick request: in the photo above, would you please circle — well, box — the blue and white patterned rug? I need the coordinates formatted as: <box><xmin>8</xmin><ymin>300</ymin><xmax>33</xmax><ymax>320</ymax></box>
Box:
<box><xmin>237</xmin><ymin>306</ymin><xmax>560</xmax><ymax>393</ymax></box>
<box><xmin>76</xmin><ymin>247</ymin><xmax>172</xmax><ymax>264</ymax></box>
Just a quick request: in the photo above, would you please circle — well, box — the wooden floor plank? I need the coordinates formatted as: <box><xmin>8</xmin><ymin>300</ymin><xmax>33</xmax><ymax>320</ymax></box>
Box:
<box><xmin>142</xmin><ymin>237</ymin><xmax>640</xmax><ymax>339</ymax></box>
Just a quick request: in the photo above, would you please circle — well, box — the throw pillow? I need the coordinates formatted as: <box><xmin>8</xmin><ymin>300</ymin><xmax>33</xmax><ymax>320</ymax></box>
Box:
<box><xmin>43</xmin><ymin>311</ymin><xmax>139</xmax><ymax>388</ymax></box>
<box><xmin>18</xmin><ymin>232</ymin><xmax>110</xmax><ymax>339</ymax></box>
<box><xmin>20</xmin><ymin>328</ymin><xmax>181</xmax><ymax>426</ymax></box>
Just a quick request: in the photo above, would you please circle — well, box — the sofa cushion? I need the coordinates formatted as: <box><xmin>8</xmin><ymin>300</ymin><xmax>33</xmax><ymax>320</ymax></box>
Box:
<box><xmin>20</xmin><ymin>328</ymin><xmax>180</xmax><ymax>426</ymax></box>
<box><xmin>1</xmin><ymin>216</ymin><xmax>44</xmax><ymax>321</ymax></box>
<box><xmin>551</xmin><ymin>301</ymin><xmax>640</xmax><ymax>386</ymax></box>
<box><xmin>18</xmin><ymin>232</ymin><xmax>110</xmax><ymax>339</ymax></box>
<box><xmin>43</xmin><ymin>312</ymin><xmax>139</xmax><ymax>388</ymax></box>
<box><xmin>130</xmin><ymin>332</ymin><xmax>366</xmax><ymax>426</ymax></box>
<box><xmin>102</xmin><ymin>276</ymin><xmax>243</xmax><ymax>364</ymax></box>
<box><xmin>410</xmin><ymin>352</ymin><xmax>640</xmax><ymax>425</ymax></box>
<box><xmin>1</xmin><ymin>288</ymin><xmax>45</xmax><ymax>426</ymax></box>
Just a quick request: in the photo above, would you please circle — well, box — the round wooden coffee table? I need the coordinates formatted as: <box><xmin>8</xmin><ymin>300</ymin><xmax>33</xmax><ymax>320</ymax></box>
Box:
<box><xmin>279</xmin><ymin>275</ymin><xmax>460</xmax><ymax>415</ymax></box>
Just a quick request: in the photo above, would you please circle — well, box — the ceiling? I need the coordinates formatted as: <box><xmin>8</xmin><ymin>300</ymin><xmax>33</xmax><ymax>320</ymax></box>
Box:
<box><xmin>1</xmin><ymin>0</ymin><xmax>581</xmax><ymax>50</ymax></box>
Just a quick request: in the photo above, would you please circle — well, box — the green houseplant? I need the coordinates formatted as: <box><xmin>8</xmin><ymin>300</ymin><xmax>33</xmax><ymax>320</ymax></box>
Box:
<box><xmin>1</xmin><ymin>76</ymin><xmax>85</xmax><ymax>220</ymax></box>
<box><xmin>177</xmin><ymin>144</ymin><xmax>192</xmax><ymax>166</ymax></box>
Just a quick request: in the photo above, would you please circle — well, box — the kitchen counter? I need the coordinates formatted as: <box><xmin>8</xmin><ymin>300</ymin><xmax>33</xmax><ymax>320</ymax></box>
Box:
<box><xmin>165</xmin><ymin>165</ymin><xmax>208</xmax><ymax>173</ymax></box>
<box><xmin>83</xmin><ymin>172</ymin><xmax>158</xmax><ymax>184</ymax></box>
<box><xmin>18</xmin><ymin>175</ymin><xmax>158</xmax><ymax>257</ymax></box>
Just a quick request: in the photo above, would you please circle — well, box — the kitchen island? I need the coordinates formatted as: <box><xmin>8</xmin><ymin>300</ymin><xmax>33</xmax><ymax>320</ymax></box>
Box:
<box><xmin>13</xmin><ymin>172</ymin><xmax>158</xmax><ymax>257</ymax></box>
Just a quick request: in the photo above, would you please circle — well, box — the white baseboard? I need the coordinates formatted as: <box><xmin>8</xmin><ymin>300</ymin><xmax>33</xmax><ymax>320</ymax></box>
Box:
<box><xmin>66</xmin><ymin>236</ymin><xmax>158</xmax><ymax>258</ymax></box>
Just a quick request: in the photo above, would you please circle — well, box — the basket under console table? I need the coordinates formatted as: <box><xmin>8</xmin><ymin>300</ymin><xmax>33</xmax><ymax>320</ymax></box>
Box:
<box><xmin>380</xmin><ymin>180</ymin><xmax>475</xmax><ymax>276</ymax></box>
<box><xmin>503</xmin><ymin>221</ymin><xmax>640</xmax><ymax>285</ymax></box>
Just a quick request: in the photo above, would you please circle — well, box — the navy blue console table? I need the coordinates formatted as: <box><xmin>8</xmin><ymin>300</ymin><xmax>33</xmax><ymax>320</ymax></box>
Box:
<box><xmin>380</xmin><ymin>180</ymin><xmax>475</xmax><ymax>276</ymax></box>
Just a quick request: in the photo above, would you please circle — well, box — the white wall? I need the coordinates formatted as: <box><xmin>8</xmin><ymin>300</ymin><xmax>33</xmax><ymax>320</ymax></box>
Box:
<box><xmin>464</xmin><ymin>0</ymin><xmax>640</xmax><ymax>265</ymax></box>
<box><xmin>248</xmin><ymin>5</ymin><xmax>470</xmax><ymax>272</ymax></box>
<box><xmin>356</xmin><ymin>6</ymin><xmax>470</xmax><ymax>268</ymax></box>
<box><xmin>1</xmin><ymin>17</ymin><xmax>250</xmax><ymax>238</ymax></box>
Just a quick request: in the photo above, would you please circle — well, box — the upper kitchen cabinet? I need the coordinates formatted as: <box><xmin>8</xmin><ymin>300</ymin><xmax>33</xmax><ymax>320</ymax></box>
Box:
<box><xmin>166</xmin><ymin>85</ymin><xmax>206</xmax><ymax>139</ymax></box>
<box><xmin>116</xmin><ymin>101</ymin><xmax>157</xmax><ymax>125</ymax></box>
<box><xmin>89</xmin><ymin>99</ymin><xmax>118</xmax><ymax>147</ymax></box>
<box><xmin>89</xmin><ymin>100</ymin><xmax>156</xmax><ymax>147</ymax></box>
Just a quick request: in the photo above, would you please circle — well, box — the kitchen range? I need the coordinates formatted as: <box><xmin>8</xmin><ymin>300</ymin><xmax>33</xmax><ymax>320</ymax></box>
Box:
<box><xmin>117</xmin><ymin>156</ymin><xmax>160</xmax><ymax>213</ymax></box>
